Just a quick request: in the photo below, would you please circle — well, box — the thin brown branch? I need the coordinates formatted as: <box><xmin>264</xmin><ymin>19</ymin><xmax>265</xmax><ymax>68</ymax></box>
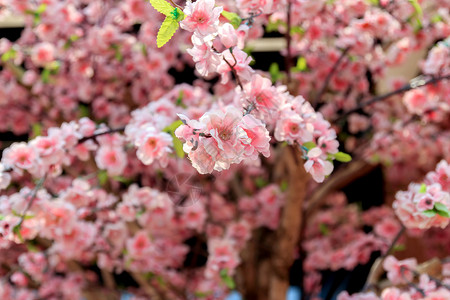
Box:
<box><xmin>16</xmin><ymin>175</ymin><xmax>47</xmax><ymax>231</ymax></box>
<box><xmin>101</xmin><ymin>269</ymin><xmax>116</xmax><ymax>291</ymax></box>
<box><xmin>285</xmin><ymin>1</ymin><xmax>292</xmax><ymax>84</ymax></box>
<box><xmin>223</xmin><ymin>56</ymin><xmax>244</xmax><ymax>90</ymax></box>
<box><xmin>335</xmin><ymin>74</ymin><xmax>450</xmax><ymax>121</ymax></box>
<box><xmin>412</xmin><ymin>268</ymin><xmax>450</xmax><ymax>291</ymax></box>
<box><xmin>131</xmin><ymin>273</ymin><xmax>163</xmax><ymax>300</ymax></box>
<box><xmin>383</xmin><ymin>225</ymin><xmax>405</xmax><ymax>259</ymax></box>
<box><xmin>363</xmin><ymin>225</ymin><xmax>405</xmax><ymax>291</ymax></box>
<box><xmin>314</xmin><ymin>47</ymin><xmax>351</xmax><ymax>106</ymax></box>
<box><xmin>77</xmin><ymin>127</ymin><xmax>126</xmax><ymax>144</ymax></box>
<box><xmin>305</xmin><ymin>160</ymin><xmax>376</xmax><ymax>214</ymax></box>
<box><xmin>400</xmin><ymin>266</ymin><xmax>425</xmax><ymax>296</ymax></box>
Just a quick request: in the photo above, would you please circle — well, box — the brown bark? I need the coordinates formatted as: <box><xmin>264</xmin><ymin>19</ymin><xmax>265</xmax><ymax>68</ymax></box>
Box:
<box><xmin>305</xmin><ymin>160</ymin><xmax>376</xmax><ymax>215</ymax></box>
<box><xmin>268</xmin><ymin>146</ymin><xmax>309</xmax><ymax>300</ymax></box>
<box><xmin>237</xmin><ymin>146</ymin><xmax>308</xmax><ymax>300</ymax></box>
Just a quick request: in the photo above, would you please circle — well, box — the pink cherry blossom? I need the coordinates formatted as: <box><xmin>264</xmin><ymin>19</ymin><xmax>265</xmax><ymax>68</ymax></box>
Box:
<box><xmin>383</xmin><ymin>255</ymin><xmax>417</xmax><ymax>285</ymax></box>
<box><xmin>217</xmin><ymin>47</ymin><xmax>254</xmax><ymax>84</ymax></box>
<box><xmin>218</xmin><ymin>23</ymin><xmax>238</xmax><ymax>48</ymax></box>
<box><xmin>274</xmin><ymin>111</ymin><xmax>313</xmax><ymax>144</ymax></box>
<box><xmin>181</xmin><ymin>0</ymin><xmax>223</xmax><ymax>36</ymax></box>
<box><xmin>304</xmin><ymin>147</ymin><xmax>334</xmax><ymax>183</ymax></box>
<box><xmin>126</xmin><ymin>230</ymin><xmax>152</xmax><ymax>259</ymax></box>
<box><xmin>95</xmin><ymin>146</ymin><xmax>127</xmax><ymax>176</ymax></box>
<box><xmin>134</xmin><ymin>127</ymin><xmax>173</xmax><ymax>167</ymax></box>
<box><xmin>186</xmin><ymin>33</ymin><xmax>222</xmax><ymax>77</ymax></box>
<box><xmin>0</xmin><ymin>163</ymin><xmax>11</xmax><ymax>190</ymax></box>
<box><xmin>2</xmin><ymin>142</ymin><xmax>38</xmax><ymax>172</ymax></box>
<box><xmin>31</xmin><ymin>42</ymin><xmax>56</xmax><ymax>66</ymax></box>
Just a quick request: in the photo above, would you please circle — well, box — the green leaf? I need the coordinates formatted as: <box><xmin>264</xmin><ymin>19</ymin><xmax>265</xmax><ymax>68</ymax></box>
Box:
<box><xmin>172</xmin><ymin>136</ymin><xmax>185</xmax><ymax>158</ymax></box>
<box><xmin>163</xmin><ymin>120</ymin><xmax>185</xmax><ymax>158</ymax></box>
<box><xmin>434</xmin><ymin>202</ymin><xmax>447</xmax><ymax>212</ymax></box>
<box><xmin>291</xmin><ymin>56</ymin><xmax>308</xmax><ymax>73</ymax></box>
<box><xmin>48</xmin><ymin>61</ymin><xmax>60</xmax><ymax>72</ymax></box>
<box><xmin>393</xmin><ymin>244</ymin><xmax>405</xmax><ymax>252</ymax></box>
<box><xmin>79</xmin><ymin>104</ymin><xmax>90</xmax><ymax>118</ymax></box>
<box><xmin>1</xmin><ymin>48</ymin><xmax>17</xmax><ymax>62</ymax></box>
<box><xmin>25</xmin><ymin>4</ymin><xmax>47</xmax><ymax>25</ymax></box>
<box><xmin>170</xmin><ymin>8</ymin><xmax>185</xmax><ymax>22</ymax></box>
<box><xmin>280</xmin><ymin>180</ymin><xmax>288</xmax><ymax>192</ymax></box>
<box><xmin>219</xmin><ymin>269</ymin><xmax>235</xmax><ymax>289</ymax></box>
<box><xmin>296</xmin><ymin>56</ymin><xmax>307</xmax><ymax>71</ymax></box>
<box><xmin>136</xmin><ymin>208</ymin><xmax>145</xmax><ymax>217</ymax></box>
<box><xmin>221</xmin><ymin>11</ymin><xmax>242</xmax><ymax>29</ymax></box>
<box><xmin>11</xmin><ymin>209</ymin><xmax>34</xmax><ymax>220</ymax></box>
<box><xmin>194</xmin><ymin>291</ymin><xmax>211</xmax><ymax>298</ymax></box>
<box><xmin>408</xmin><ymin>0</ymin><xmax>423</xmax><ymax>29</ymax></box>
<box><xmin>269</xmin><ymin>62</ymin><xmax>279</xmax><ymax>81</ymax></box>
<box><xmin>98</xmin><ymin>170</ymin><xmax>108</xmax><ymax>185</ymax></box>
<box><xmin>266</xmin><ymin>20</ymin><xmax>285</xmax><ymax>32</ymax></box>
<box><xmin>302</xmin><ymin>142</ymin><xmax>316</xmax><ymax>150</ymax></box>
<box><xmin>26</xmin><ymin>242</ymin><xmax>39</xmax><ymax>252</ymax></box>
<box><xmin>113</xmin><ymin>176</ymin><xmax>134</xmax><ymax>185</ymax></box>
<box><xmin>163</xmin><ymin>120</ymin><xmax>184</xmax><ymax>133</ymax></box>
<box><xmin>290</xmin><ymin>26</ymin><xmax>305</xmax><ymax>35</ymax></box>
<box><xmin>418</xmin><ymin>183</ymin><xmax>427</xmax><ymax>194</ymax></box>
<box><xmin>423</xmin><ymin>210</ymin><xmax>436</xmax><ymax>217</ymax></box>
<box><xmin>434</xmin><ymin>203</ymin><xmax>450</xmax><ymax>218</ymax></box>
<box><xmin>319</xmin><ymin>223</ymin><xmax>330</xmax><ymax>236</ymax></box>
<box><xmin>156</xmin><ymin>276</ymin><xmax>166</xmax><ymax>286</ymax></box>
<box><xmin>269</xmin><ymin>62</ymin><xmax>285</xmax><ymax>83</ymax></box>
<box><xmin>141</xmin><ymin>43</ymin><xmax>148</xmax><ymax>56</ymax></box>
<box><xmin>157</xmin><ymin>17</ymin><xmax>179</xmax><ymax>48</ymax></box>
<box><xmin>148</xmin><ymin>0</ymin><xmax>174</xmax><ymax>16</ymax></box>
<box><xmin>0</xmin><ymin>215</ymin><xmax>4</xmax><ymax>221</ymax></box>
<box><xmin>436</xmin><ymin>209</ymin><xmax>450</xmax><ymax>218</ymax></box>
<box><xmin>431</xmin><ymin>14</ymin><xmax>443</xmax><ymax>24</ymax></box>
<box><xmin>243</xmin><ymin>46</ymin><xmax>254</xmax><ymax>57</ymax></box>
<box><xmin>222</xmin><ymin>276</ymin><xmax>235</xmax><ymax>289</ymax></box>
<box><xmin>41</xmin><ymin>68</ymin><xmax>50</xmax><ymax>83</ymax></box>
<box><xmin>32</xmin><ymin>123</ymin><xmax>42</xmax><ymax>138</ymax></box>
<box><xmin>111</xmin><ymin>44</ymin><xmax>123</xmax><ymax>62</ymax></box>
<box><xmin>255</xmin><ymin>177</ymin><xmax>268</xmax><ymax>188</ymax></box>
<box><xmin>334</xmin><ymin>152</ymin><xmax>352</xmax><ymax>163</ymax></box>
<box><xmin>69</xmin><ymin>34</ymin><xmax>80</xmax><ymax>42</ymax></box>
<box><xmin>408</xmin><ymin>0</ymin><xmax>423</xmax><ymax>17</ymax></box>
<box><xmin>35</xmin><ymin>4</ymin><xmax>47</xmax><ymax>14</ymax></box>
<box><xmin>175</xmin><ymin>91</ymin><xmax>187</xmax><ymax>108</ymax></box>
<box><xmin>13</xmin><ymin>224</ymin><xmax>23</xmax><ymax>242</ymax></box>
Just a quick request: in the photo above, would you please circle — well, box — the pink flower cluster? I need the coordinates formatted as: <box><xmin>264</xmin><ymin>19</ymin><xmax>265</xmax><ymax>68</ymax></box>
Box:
<box><xmin>302</xmin><ymin>193</ymin><xmax>401</xmax><ymax>297</ymax></box>
<box><xmin>175</xmin><ymin>106</ymin><xmax>270</xmax><ymax>174</ymax></box>
<box><xmin>1</xmin><ymin>0</ymin><xmax>450</xmax><ymax>298</ymax></box>
<box><xmin>125</xmin><ymin>99</ymin><xmax>179</xmax><ymax>168</ymax></box>
<box><xmin>0</xmin><ymin>163</ymin><xmax>287</xmax><ymax>299</ymax></box>
<box><xmin>338</xmin><ymin>257</ymin><xmax>450</xmax><ymax>300</ymax></box>
<box><xmin>393</xmin><ymin>160</ymin><xmax>450</xmax><ymax>230</ymax></box>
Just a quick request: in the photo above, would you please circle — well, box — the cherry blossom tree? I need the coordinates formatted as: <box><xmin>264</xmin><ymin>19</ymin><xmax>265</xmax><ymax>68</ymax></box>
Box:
<box><xmin>0</xmin><ymin>0</ymin><xmax>449</xmax><ymax>299</ymax></box>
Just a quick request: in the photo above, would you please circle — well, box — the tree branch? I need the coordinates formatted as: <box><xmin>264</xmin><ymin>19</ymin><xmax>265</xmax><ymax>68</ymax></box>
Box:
<box><xmin>363</xmin><ymin>225</ymin><xmax>405</xmax><ymax>291</ymax></box>
<box><xmin>305</xmin><ymin>160</ymin><xmax>376</xmax><ymax>214</ymax></box>
<box><xmin>335</xmin><ymin>74</ymin><xmax>450</xmax><ymax>121</ymax></box>
<box><xmin>285</xmin><ymin>0</ymin><xmax>292</xmax><ymax>84</ymax></box>
<box><xmin>77</xmin><ymin>127</ymin><xmax>126</xmax><ymax>144</ymax></box>
<box><xmin>269</xmin><ymin>146</ymin><xmax>309</xmax><ymax>300</ymax></box>
<box><xmin>223</xmin><ymin>56</ymin><xmax>244</xmax><ymax>90</ymax></box>
<box><xmin>314</xmin><ymin>47</ymin><xmax>351</xmax><ymax>106</ymax></box>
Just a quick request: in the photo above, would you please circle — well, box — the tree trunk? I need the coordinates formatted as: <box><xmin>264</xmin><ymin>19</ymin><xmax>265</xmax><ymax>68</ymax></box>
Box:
<box><xmin>269</xmin><ymin>146</ymin><xmax>309</xmax><ymax>300</ymax></box>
